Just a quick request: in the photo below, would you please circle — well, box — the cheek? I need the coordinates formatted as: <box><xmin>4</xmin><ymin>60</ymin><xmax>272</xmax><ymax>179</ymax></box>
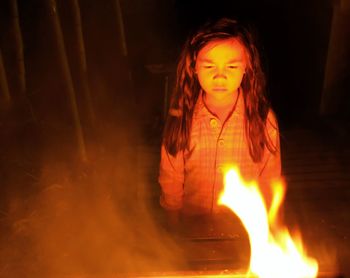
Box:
<box><xmin>197</xmin><ymin>72</ymin><xmax>211</xmax><ymax>88</ymax></box>
<box><xmin>227</xmin><ymin>72</ymin><xmax>245</xmax><ymax>88</ymax></box>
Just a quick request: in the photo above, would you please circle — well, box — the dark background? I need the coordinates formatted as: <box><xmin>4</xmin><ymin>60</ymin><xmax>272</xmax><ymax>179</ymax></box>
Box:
<box><xmin>1</xmin><ymin>0</ymin><xmax>349</xmax><ymax>128</ymax></box>
<box><xmin>0</xmin><ymin>0</ymin><xmax>349</xmax><ymax>277</ymax></box>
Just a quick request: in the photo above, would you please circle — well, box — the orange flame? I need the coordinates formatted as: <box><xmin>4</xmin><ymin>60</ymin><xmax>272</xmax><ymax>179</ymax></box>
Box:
<box><xmin>218</xmin><ymin>167</ymin><xmax>318</xmax><ymax>278</ymax></box>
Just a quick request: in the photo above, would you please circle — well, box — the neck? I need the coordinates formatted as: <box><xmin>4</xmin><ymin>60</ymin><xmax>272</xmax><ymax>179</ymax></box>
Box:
<box><xmin>203</xmin><ymin>89</ymin><xmax>240</xmax><ymax>121</ymax></box>
<box><xmin>204</xmin><ymin>89</ymin><xmax>239</xmax><ymax>108</ymax></box>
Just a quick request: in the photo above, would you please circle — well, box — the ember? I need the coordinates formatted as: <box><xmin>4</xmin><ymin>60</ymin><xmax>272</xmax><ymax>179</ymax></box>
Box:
<box><xmin>218</xmin><ymin>167</ymin><xmax>319</xmax><ymax>278</ymax></box>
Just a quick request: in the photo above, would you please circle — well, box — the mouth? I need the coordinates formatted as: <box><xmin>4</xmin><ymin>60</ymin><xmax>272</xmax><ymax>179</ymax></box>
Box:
<box><xmin>212</xmin><ymin>87</ymin><xmax>227</xmax><ymax>92</ymax></box>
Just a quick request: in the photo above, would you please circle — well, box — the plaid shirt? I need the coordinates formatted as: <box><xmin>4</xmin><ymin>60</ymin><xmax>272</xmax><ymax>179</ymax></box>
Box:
<box><xmin>159</xmin><ymin>92</ymin><xmax>281</xmax><ymax>214</ymax></box>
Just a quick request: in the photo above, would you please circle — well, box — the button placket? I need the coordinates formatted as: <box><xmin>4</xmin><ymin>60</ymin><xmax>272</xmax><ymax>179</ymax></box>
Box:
<box><xmin>209</xmin><ymin>118</ymin><xmax>218</xmax><ymax>128</ymax></box>
<box><xmin>209</xmin><ymin>118</ymin><xmax>221</xmax><ymax>139</ymax></box>
<box><xmin>218</xmin><ymin>138</ymin><xmax>225</xmax><ymax>147</ymax></box>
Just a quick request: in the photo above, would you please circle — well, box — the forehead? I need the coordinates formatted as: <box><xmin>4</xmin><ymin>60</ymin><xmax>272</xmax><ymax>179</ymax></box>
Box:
<box><xmin>197</xmin><ymin>38</ymin><xmax>246</xmax><ymax>62</ymax></box>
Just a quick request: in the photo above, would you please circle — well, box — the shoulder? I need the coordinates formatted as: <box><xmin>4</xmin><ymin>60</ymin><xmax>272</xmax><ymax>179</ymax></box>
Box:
<box><xmin>266</xmin><ymin>109</ymin><xmax>279</xmax><ymax>132</ymax></box>
<box><xmin>265</xmin><ymin>109</ymin><xmax>280</xmax><ymax>147</ymax></box>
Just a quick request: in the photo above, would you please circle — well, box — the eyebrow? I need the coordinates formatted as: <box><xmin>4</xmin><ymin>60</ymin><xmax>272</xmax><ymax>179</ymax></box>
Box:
<box><xmin>227</xmin><ymin>59</ymin><xmax>243</xmax><ymax>63</ymax></box>
<box><xmin>198</xmin><ymin>58</ymin><xmax>214</xmax><ymax>63</ymax></box>
<box><xmin>199</xmin><ymin>58</ymin><xmax>243</xmax><ymax>63</ymax></box>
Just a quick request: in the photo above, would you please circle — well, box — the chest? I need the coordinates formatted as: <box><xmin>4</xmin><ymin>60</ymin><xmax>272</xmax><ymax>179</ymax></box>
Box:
<box><xmin>184</xmin><ymin>114</ymin><xmax>258</xmax><ymax>180</ymax></box>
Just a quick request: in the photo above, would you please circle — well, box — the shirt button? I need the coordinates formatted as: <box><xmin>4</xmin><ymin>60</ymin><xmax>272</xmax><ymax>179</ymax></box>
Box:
<box><xmin>210</xmin><ymin>118</ymin><xmax>218</xmax><ymax>128</ymax></box>
<box><xmin>218</xmin><ymin>139</ymin><xmax>225</xmax><ymax>147</ymax></box>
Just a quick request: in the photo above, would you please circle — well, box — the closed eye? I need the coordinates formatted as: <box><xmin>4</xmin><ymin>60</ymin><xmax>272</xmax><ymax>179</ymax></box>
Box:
<box><xmin>203</xmin><ymin>65</ymin><xmax>214</xmax><ymax>69</ymax></box>
<box><xmin>227</xmin><ymin>65</ymin><xmax>238</xmax><ymax>69</ymax></box>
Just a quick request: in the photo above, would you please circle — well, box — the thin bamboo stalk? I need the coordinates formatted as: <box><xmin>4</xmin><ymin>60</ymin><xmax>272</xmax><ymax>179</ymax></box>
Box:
<box><xmin>48</xmin><ymin>0</ymin><xmax>87</xmax><ymax>162</ymax></box>
<box><xmin>71</xmin><ymin>0</ymin><xmax>96</xmax><ymax>126</ymax></box>
<box><xmin>114</xmin><ymin>0</ymin><xmax>128</xmax><ymax>57</ymax></box>
<box><xmin>0</xmin><ymin>49</ymin><xmax>11</xmax><ymax>103</ymax></box>
<box><xmin>114</xmin><ymin>0</ymin><xmax>135</xmax><ymax>103</ymax></box>
<box><xmin>10</xmin><ymin>0</ymin><xmax>26</xmax><ymax>96</ymax></box>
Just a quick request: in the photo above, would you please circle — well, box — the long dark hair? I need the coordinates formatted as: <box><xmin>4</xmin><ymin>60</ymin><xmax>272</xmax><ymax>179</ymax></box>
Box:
<box><xmin>163</xmin><ymin>18</ymin><xmax>276</xmax><ymax>162</ymax></box>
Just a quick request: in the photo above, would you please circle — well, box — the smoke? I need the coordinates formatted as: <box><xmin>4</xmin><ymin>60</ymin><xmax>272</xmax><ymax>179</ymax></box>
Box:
<box><xmin>0</xmin><ymin>121</ymin><xmax>185</xmax><ymax>278</ymax></box>
<box><xmin>0</xmin><ymin>1</ymin><xmax>178</xmax><ymax>277</ymax></box>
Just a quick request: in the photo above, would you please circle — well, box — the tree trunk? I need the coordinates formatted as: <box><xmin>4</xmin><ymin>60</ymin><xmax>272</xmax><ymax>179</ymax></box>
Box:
<box><xmin>320</xmin><ymin>0</ymin><xmax>350</xmax><ymax>116</ymax></box>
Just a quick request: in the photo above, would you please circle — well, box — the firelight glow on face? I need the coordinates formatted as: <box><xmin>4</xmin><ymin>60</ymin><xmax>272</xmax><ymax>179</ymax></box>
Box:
<box><xmin>195</xmin><ymin>38</ymin><xmax>247</xmax><ymax>100</ymax></box>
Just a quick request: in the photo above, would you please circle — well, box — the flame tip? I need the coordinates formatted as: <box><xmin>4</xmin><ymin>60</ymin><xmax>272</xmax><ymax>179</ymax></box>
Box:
<box><xmin>220</xmin><ymin>167</ymin><xmax>319</xmax><ymax>278</ymax></box>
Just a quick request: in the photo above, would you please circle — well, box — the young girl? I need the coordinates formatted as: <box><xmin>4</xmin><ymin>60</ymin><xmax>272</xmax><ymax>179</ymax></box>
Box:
<box><xmin>159</xmin><ymin>18</ymin><xmax>281</xmax><ymax>216</ymax></box>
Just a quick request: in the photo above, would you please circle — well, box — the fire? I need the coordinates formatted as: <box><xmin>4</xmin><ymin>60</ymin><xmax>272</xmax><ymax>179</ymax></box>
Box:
<box><xmin>218</xmin><ymin>167</ymin><xmax>319</xmax><ymax>278</ymax></box>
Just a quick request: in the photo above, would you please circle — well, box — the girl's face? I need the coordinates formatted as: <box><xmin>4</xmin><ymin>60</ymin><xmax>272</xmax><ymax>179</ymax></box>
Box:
<box><xmin>195</xmin><ymin>38</ymin><xmax>247</xmax><ymax>99</ymax></box>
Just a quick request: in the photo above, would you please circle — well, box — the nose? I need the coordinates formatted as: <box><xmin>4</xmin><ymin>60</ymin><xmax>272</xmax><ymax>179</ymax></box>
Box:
<box><xmin>213</xmin><ymin>67</ymin><xmax>227</xmax><ymax>79</ymax></box>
